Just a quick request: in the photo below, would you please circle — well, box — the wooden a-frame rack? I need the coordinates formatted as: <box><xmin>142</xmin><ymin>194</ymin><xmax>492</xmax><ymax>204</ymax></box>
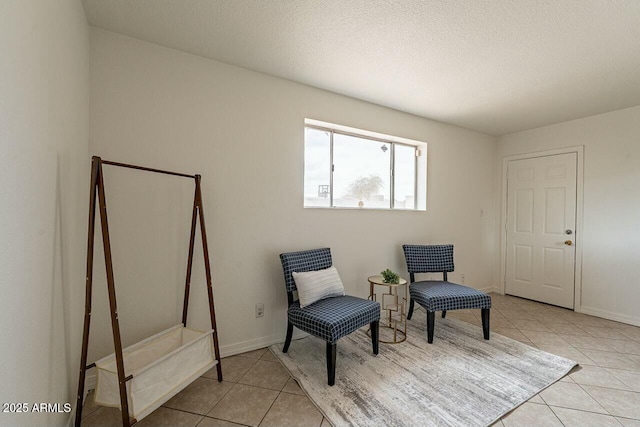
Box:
<box><xmin>75</xmin><ymin>156</ymin><xmax>222</xmax><ymax>427</ymax></box>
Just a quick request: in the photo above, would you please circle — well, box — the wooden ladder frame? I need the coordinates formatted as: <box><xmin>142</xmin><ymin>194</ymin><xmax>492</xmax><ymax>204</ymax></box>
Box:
<box><xmin>74</xmin><ymin>156</ymin><xmax>222</xmax><ymax>427</ymax></box>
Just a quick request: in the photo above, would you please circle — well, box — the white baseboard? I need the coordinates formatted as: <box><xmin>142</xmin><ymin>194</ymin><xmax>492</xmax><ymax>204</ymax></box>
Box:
<box><xmin>479</xmin><ymin>286</ymin><xmax>499</xmax><ymax>294</ymax></box>
<box><xmin>219</xmin><ymin>330</ymin><xmax>308</xmax><ymax>358</ymax></box>
<box><xmin>69</xmin><ymin>333</ymin><xmax>306</xmax><ymax>426</ymax></box>
<box><xmin>577</xmin><ymin>305</ymin><xmax>640</xmax><ymax>327</ymax></box>
<box><xmin>80</xmin><ymin>331</ymin><xmax>307</xmax><ymax>395</ymax></box>
<box><xmin>70</xmin><ymin>330</ymin><xmax>314</xmax><ymax>427</ymax></box>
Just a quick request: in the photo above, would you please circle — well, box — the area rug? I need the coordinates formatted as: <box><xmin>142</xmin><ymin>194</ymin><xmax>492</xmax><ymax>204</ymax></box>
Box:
<box><xmin>271</xmin><ymin>309</ymin><xmax>577</xmax><ymax>427</ymax></box>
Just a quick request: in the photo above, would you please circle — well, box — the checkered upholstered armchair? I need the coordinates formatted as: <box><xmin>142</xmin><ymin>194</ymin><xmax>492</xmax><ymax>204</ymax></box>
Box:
<box><xmin>403</xmin><ymin>244</ymin><xmax>492</xmax><ymax>343</ymax></box>
<box><xmin>280</xmin><ymin>248</ymin><xmax>380</xmax><ymax>386</ymax></box>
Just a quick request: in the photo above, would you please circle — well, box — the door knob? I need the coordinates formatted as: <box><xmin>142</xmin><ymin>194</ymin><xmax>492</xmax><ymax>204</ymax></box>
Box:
<box><xmin>564</xmin><ymin>240</ymin><xmax>573</xmax><ymax>246</ymax></box>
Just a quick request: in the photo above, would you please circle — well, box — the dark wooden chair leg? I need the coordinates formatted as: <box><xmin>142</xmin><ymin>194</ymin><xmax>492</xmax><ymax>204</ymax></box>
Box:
<box><xmin>407</xmin><ymin>299</ymin><xmax>415</xmax><ymax>320</ymax></box>
<box><xmin>283</xmin><ymin>321</ymin><xmax>293</xmax><ymax>353</ymax></box>
<box><xmin>326</xmin><ymin>342</ymin><xmax>337</xmax><ymax>386</ymax></box>
<box><xmin>442</xmin><ymin>310</ymin><xmax>447</xmax><ymax>318</ymax></box>
<box><xmin>427</xmin><ymin>310</ymin><xmax>435</xmax><ymax>343</ymax></box>
<box><xmin>481</xmin><ymin>308</ymin><xmax>490</xmax><ymax>340</ymax></box>
<box><xmin>371</xmin><ymin>320</ymin><xmax>379</xmax><ymax>355</ymax></box>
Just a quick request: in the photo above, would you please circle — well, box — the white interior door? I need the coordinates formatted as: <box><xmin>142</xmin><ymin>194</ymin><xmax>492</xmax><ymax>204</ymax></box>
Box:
<box><xmin>505</xmin><ymin>153</ymin><xmax>577</xmax><ymax>309</ymax></box>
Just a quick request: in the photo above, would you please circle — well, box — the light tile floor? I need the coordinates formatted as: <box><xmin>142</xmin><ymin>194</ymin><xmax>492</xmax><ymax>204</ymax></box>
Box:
<box><xmin>82</xmin><ymin>293</ymin><xmax>640</xmax><ymax>426</ymax></box>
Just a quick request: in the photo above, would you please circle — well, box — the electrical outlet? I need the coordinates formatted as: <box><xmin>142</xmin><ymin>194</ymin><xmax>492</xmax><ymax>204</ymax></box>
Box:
<box><xmin>255</xmin><ymin>303</ymin><xmax>264</xmax><ymax>318</ymax></box>
<box><xmin>460</xmin><ymin>273</ymin><xmax>465</xmax><ymax>284</ymax></box>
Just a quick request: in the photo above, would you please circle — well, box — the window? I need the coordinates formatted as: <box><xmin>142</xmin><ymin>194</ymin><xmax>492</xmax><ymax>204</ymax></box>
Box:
<box><xmin>304</xmin><ymin>119</ymin><xmax>427</xmax><ymax>210</ymax></box>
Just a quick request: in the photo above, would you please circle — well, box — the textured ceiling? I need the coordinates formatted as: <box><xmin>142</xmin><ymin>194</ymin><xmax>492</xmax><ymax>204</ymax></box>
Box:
<box><xmin>82</xmin><ymin>0</ymin><xmax>640</xmax><ymax>136</ymax></box>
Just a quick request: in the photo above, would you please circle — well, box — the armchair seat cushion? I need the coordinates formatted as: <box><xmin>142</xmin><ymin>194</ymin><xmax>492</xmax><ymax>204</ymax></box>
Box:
<box><xmin>287</xmin><ymin>295</ymin><xmax>380</xmax><ymax>343</ymax></box>
<box><xmin>410</xmin><ymin>281</ymin><xmax>492</xmax><ymax>312</ymax></box>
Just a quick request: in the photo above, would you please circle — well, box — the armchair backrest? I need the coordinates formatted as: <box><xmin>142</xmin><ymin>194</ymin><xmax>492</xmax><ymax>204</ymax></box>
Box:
<box><xmin>280</xmin><ymin>248</ymin><xmax>333</xmax><ymax>295</ymax></box>
<box><xmin>402</xmin><ymin>244</ymin><xmax>454</xmax><ymax>282</ymax></box>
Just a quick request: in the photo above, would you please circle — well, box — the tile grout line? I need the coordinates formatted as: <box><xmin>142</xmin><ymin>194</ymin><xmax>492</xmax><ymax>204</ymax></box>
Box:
<box><xmin>568</xmin><ymin>380</ymin><xmax>636</xmax><ymax>394</ymax></box>
<box><xmin>163</xmin><ymin>376</ymin><xmax>239</xmax><ymax>421</ymax></box>
<box><xmin>495</xmin><ymin>297</ymin><xmax>640</xmax><ymax>425</ymax></box>
<box><xmin>202</xmin><ymin>294</ymin><xmax>640</xmax><ymax>427</ymax></box>
<box><xmin>255</xmin><ymin>388</ymin><xmax>283</xmax><ymax>427</ymax></box>
<box><xmin>194</xmin><ymin>412</ymin><xmax>253</xmax><ymax>427</ymax></box>
<box><xmin>546</xmin><ymin>402</ymin><xmax>618</xmax><ymax>417</ymax></box>
<box><xmin>546</xmin><ymin>404</ymin><xmax>568</xmax><ymax>427</ymax></box>
<box><xmin>617</xmin><ymin>416</ymin><xmax>640</xmax><ymax>423</ymax></box>
<box><xmin>161</xmin><ymin>405</ymin><xmax>252</xmax><ymax>426</ymax></box>
<box><xmin>604</xmin><ymin>368</ymin><xmax>640</xmax><ymax>390</ymax></box>
<box><xmin>235</xmin><ymin>379</ymin><xmax>293</xmax><ymax>393</ymax></box>
<box><xmin>204</xmin><ymin>378</ymin><xmax>239</xmax><ymax>417</ymax></box>
<box><xmin>517</xmin><ymin>329</ymin><xmax>640</xmax><ymax>389</ymax></box>
<box><xmin>576</xmin><ymin>380</ymin><xmax>640</xmax><ymax>396</ymax></box>
<box><xmin>574</xmin><ymin>381</ymin><xmax>614</xmax><ymax>416</ymax></box>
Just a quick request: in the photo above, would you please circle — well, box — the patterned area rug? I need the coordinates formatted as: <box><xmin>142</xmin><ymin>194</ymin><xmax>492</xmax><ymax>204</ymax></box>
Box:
<box><xmin>271</xmin><ymin>309</ymin><xmax>577</xmax><ymax>427</ymax></box>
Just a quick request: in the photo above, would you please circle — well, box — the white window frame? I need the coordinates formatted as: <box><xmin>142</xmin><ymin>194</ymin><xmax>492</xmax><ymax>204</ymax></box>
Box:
<box><xmin>304</xmin><ymin>119</ymin><xmax>427</xmax><ymax>211</ymax></box>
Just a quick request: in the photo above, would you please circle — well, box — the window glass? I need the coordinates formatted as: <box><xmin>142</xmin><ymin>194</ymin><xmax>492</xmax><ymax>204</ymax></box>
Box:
<box><xmin>333</xmin><ymin>134</ymin><xmax>391</xmax><ymax>208</ymax></box>
<box><xmin>304</xmin><ymin>128</ymin><xmax>331</xmax><ymax>207</ymax></box>
<box><xmin>394</xmin><ymin>144</ymin><xmax>416</xmax><ymax>209</ymax></box>
<box><xmin>302</xmin><ymin>122</ymin><xmax>424</xmax><ymax>210</ymax></box>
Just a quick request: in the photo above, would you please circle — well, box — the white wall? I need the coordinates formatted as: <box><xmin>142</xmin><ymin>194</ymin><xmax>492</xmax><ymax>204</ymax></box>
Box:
<box><xmin>498</xmin><ymin>106</ymin><xmax>640</xmax><ymax>325</ymax></box>
<box><xmin>0</xmin><ymin>1</ymin><xmax>89</xmax><ymax>426</ymax></box>
<box><xmin>88</xmin><ymin>29</ymin><xmax>498</xmax><ymax>360</ymax></box>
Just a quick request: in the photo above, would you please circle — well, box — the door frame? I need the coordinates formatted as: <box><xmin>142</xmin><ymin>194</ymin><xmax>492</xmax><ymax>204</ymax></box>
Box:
<box><xmin>500</xmin><ymin>146</ymin><xmax>584</xmax><ymax>312</ymax></box>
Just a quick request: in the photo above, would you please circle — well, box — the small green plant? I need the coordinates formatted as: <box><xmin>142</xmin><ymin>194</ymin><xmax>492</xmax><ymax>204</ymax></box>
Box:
<box><xmin>380</xmin><ymin>268</ymin><xmax>400</xmax><ymax>284</ymax></box>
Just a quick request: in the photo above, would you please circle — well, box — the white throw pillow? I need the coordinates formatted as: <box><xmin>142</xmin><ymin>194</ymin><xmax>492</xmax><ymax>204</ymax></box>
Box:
<box><xmin>292</xmin><ymin>266</ymin><xmax>345</xmax><ymax>308</ymax></box>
